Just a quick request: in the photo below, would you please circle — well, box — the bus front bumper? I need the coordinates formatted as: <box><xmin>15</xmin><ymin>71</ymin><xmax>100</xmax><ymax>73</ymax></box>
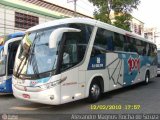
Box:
<box><xmin>12</xmin><ymin>84</ymin><xmax>61</xmax><ymax>105</ymax></box>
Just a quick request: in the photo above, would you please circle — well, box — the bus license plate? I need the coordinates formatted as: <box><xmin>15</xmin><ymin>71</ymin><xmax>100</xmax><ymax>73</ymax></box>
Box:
<box><xmin>22</xmin><ymin>94</ymin><xmax>30</xmax><ymax>99</ymax></box>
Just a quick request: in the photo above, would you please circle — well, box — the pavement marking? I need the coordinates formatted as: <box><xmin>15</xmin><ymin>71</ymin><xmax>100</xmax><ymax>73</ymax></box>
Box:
<box><xmin>9</xmin><ymin>106</ymin><xmax>53</xmax><ymax>111</ymax></box>
<box><xmin>0</xmin><ymin>93</ymin><xmax>12</xmax><ymax>95</ymax></box>
<box><xmin>36</xmin><ymin>106</ymin><xmax>53</xmax><ymax>109</ymax></box>
<box><xmin>10</xmin><ymin>107</ymin><xmax>38</xmax><ymax>111</ymax></box>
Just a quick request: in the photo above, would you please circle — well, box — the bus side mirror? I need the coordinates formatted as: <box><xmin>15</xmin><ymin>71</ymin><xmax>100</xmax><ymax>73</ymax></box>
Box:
<box><xmin>49</xmin><ymin>27</ymin><xmax>81</xmax><ymax>49</ymax></box>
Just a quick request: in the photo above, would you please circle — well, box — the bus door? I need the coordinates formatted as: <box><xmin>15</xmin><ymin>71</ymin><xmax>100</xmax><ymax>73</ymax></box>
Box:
<box><xmin>3</xmin><ymin>41</ymin><xmax>20</xmax><ymax>92</ymax></box>
<box><xmin>59</xmin><ymin>32</ymin><xmax>82</xmax><ymax>103</ymax></box>
<box><xmin>58</xmin><ymin>24</ymin><xmax>93</xmax><ymax>103</ymax></box>
<box><xmin>6</xmin><ymin>40</ymin><xmax>21</xmax><ymax>91</ymax></box>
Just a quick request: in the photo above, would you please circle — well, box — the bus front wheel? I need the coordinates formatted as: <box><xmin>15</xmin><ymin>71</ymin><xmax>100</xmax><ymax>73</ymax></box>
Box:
<box><xmin>87</xmin><ymin>81</ymin><xmax>101</xmax><ymax>103</ymax></box>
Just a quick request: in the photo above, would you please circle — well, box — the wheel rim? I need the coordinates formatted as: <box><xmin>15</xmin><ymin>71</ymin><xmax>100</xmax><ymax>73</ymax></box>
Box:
<box><xmin>146</xmin><ymin>75</ymin><xmax>149</xmax><ymax>83</ymax></box>
<box><xmin>91</xmin><ymin>84</ymin><xmax>100</xmax><ymax>99</ymax></box>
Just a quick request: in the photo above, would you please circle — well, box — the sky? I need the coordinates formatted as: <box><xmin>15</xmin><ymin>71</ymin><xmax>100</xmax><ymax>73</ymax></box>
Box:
<box><xmin>45</xmin><ymin>0</ymin><xmax>160</xmax><ymax>31</ymax></box>
<box><xmin>132</xmin><ymin>0</ymin><xmax>160</xmax><ymax>29</ymax></box>
<box><xmin>45</xmin><ymin>0</ymin><xmax>95</xmax><ymax>17</ymax></box>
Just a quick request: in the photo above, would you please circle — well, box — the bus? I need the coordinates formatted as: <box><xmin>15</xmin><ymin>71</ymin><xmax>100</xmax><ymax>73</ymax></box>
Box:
<box><xmin>0</xmin><ymin>32</ymin><xmax>24</xmax><ymax>46</ymax></box>
<box><xmin>12</xmin><ymin>18</ymin><xmax>157</xmax><ymax>105</ymax></box>
<box><xmin>157</xmin><ymin>49</ymin><xmax>160</xmax><ymax>75</ymax></box>
<box><xmin>0</xmin><ymin>32</ymin><xmax>24</xmax><ymax>94</ymax></box>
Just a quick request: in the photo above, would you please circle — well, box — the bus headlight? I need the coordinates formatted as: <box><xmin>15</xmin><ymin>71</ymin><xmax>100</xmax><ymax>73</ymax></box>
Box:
<box><xmin>39</xmin><ymin>77</ymin><xmax>67</xmax><ymax>91</ymax></box>
<box><xmin>0</xmin><ymin>80</ymin><xmax>5</xmax><ymax>85</ymax></box>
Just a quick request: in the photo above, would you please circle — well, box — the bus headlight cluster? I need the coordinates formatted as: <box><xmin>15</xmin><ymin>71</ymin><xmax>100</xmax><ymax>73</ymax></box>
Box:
<box><xmin>0</xmin><ymin>80</ymin><xmax>5</xmax><ymax>85</ymax></box>
<box><xmin>39</xmin><ymin>78</ymin><xmax>66</xmax><ymax>91</ymax></box>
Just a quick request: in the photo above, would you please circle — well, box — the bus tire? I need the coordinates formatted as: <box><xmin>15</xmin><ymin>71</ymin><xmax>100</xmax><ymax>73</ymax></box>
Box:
<box><xmin>144</xmin><ymin>71</ymin><xmax>150</xmax><ymax>85</ymax></box>
<box><xmin>87</xmin><ymin>81</ymin><xmax>101</xmax><ymax>103</ymax></box>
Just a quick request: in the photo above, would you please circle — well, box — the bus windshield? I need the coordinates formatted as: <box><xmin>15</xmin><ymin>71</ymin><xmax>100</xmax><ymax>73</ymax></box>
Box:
<box><xmin>14</xmin><ymin>27</ymin><xmax>58</xmax><ymax>79</ymax></box>
<box><xmin>0</xmin><ymin>48</ymin><xmax>6</xmax><ymax>76</ymax></box>
<box><xmin>14</xmin><ymin>23</ymin><xmax>93</xmax><ymax>79</ymax></box>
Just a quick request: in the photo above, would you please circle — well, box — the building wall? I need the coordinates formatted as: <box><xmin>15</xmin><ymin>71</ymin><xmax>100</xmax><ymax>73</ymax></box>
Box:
<box><xmin>143</xmin><ymin>27</ymin><xmax>160</xmax><ymax>47</ymax></box>
<box><xmin>21</xmin><ymin>0</ymin><xmax>90</xmax><ymax>18</ymax></box>
<box><xmin>0</xmin><ymin>1</ymin><xmax>62</xmax><ymax>36</ymax></box>
<box><xmin>0</xmin><ymin>0</ymin><xmax>93</xmax><ymax>36</ymax></box>
<box><xmin>156</xmin><ymin>36</ymin><xmax>160</xmax><ymax>48</ymax></box>
<box><xmin>110</xmin><ymin>11</ymin><xmax>144</xmax><ymax>37</ymax></box>
<box><xmin>130</xmin><ymin>17</ymin><xmax>144</xmax><ymax>37</ymax></box>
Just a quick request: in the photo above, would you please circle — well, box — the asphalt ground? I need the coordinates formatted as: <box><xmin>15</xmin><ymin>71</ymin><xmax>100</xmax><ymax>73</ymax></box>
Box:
<box><xmin>0</xmin><ymin>77</ymin><xmax>160</xmax><ymax>120</ymax></box>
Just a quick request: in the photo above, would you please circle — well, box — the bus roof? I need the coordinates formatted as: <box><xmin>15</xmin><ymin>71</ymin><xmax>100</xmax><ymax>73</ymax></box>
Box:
<box><xmin>0</xmin><ymin>46</ymin><xmax>4</xmax><ymax>51</ymax></box>
<box><xmin>0</xmin><ymin>32</ymin><xmax>25</xmax><ymax>46</ymax></box>
<box><xmin>8</xmin><ymin>32</ymin><xmax>25</xmax><ymax>39</ymax></box>
<box><xmin>27</xmin><ymin>18</ymin><xmax>155</xmax><ymax>45</ymax></box>
<box><xmin>3</xmin><ymin>37</ymin><xmax>23</xmax><ymax>55</ymax></box>
<box><xmin>27</xmin><ymin>18</ymin><xmax>97</xmax><ymax>32</ymax></box>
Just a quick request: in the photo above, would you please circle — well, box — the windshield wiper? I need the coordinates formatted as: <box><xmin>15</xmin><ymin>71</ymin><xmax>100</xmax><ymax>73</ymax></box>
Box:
<box><xmin>15</xmin><ymin>52</ymin><xmax>29</xmax><ymax>77</ymax></box>
<box><xmin>15</xmin><ymin>33</ymin><xmax>41</xmax><ymax>78</ymax></box>
<box><xmin>15</xmin><ymin>40</ymin><xmax>32</xmax><ymax>77</ymax></box>
<box><xmin>28</xmin><ymin>43</ymin><xmax>40</xmax><ymax>78</ymax></box>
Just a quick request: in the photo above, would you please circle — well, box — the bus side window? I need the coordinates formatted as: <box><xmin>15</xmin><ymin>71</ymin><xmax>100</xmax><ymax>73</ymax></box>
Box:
<box><xmin>91</xmin><ymin>46</ymin><xmax>104</xmax><ymax>57</ymax></box>
<box><xmin>142</xmin><ymin>42</ymin><xmax>147</xmax><ymax>56</ymax></box>
<box><xmin>130</xmin><ymin>38</ymin><xmax>137</xmax><ymax>53</ymax></box>
<box><xmin>91</xmin><ymin>28</ymin><xmax>114</xmax><ymax>57</ymax></box>
<box><xmin>135</xmin><ymin>39</ymin><xmax>146</xmax><ymax>55</ymax></box>
<box><xmin>147</xmin><ymin>44</ymin><xmax>151</xmax><ymax>56</ymax></box>
<box><xmin>150</xmin><ymin>44</ymin><xmax>157</xmax><ymax>57</ymax></box>
<box><xmin>68</xmin><ymin>24</ymin><xmax>93</xmax><ymax>61</ymax></box>
<box><xmin>113</xmin><ymin>33</ymin><xmax>124</xmax><ymax>51</ymax></box>
<box><xmin>124</xmin><ymin>36</ymin><xmax>130</xmax><ymax>52</ymax></box>
<box><xmin>124</xmin><ymin>41</ymin><xmax>128</xmax><ymax>52</ymax></box>
<box><xmin>60</xmin><ymin>24</ymin><xmax>93</xmax><ymax>72</ymax></box>
<box><xmin>61</xmin><ymin>32</ymin><xmax>79</xmax><ymax>70</ymax></box>
<box><xmin>125</xmin><ymin>37</ymin><xmax>137</xmax><ymax>53</ymax></box>
<box><xmin>93</xmin><ymin>28</ymin><xmax>107</xmax><ymax>51</ymax></box>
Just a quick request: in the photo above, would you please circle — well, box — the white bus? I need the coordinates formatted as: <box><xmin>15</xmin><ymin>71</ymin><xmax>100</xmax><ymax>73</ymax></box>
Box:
<box><xmin>12</xmin><ymin>18</ymin><xmax>157</xmax><ymax>105</ymax></box>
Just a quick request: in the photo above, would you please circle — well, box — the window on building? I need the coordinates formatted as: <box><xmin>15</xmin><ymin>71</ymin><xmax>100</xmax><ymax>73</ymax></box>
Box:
<box><xmin>138</xmin><ymin>25</ymin><xmax>142</xmax><ymax>35</ymax></box>
<box><xmin>134</xmin><ymin>24</ymin><xmax>137</xmax><ymax>33</ymax></box>
<box><xmin>15</xmin><ymin>12</ymin><xmax>39</xmax><ymax>29</ymax></box>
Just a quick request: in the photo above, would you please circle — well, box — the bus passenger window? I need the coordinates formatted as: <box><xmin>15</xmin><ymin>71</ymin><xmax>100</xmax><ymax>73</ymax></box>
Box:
<box><xmin>61</xmin><ymin>32</ymin><xmax>82</xmax><ymax>71</ymax></box>
<box><xmin>93</xmin><ymin>28</ymin><xmax>114</xmax><ymax>52</ymax></box>
<box><xmin>60</xmin><ymin>24</ymin><xmax>93</xmax><ymax>72</ymax></box>
<box><xmin>113</xmin><ymin>33</ymin><xmax>124</xmax><ymax>51</ymax></box>
<box><xmin>91</xmin><ymin>46</ymin><xmax>104</xmax><ymax>57</ymax></box>
<box><xmin>146</xmin><ymin>44</ymin><xmax>150</xmax><ymax>56</ymax></box>
<box><xmin>124</xmin><ymin>36</ymin><xmax>139</xmax><ymax>52</ymax></box>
